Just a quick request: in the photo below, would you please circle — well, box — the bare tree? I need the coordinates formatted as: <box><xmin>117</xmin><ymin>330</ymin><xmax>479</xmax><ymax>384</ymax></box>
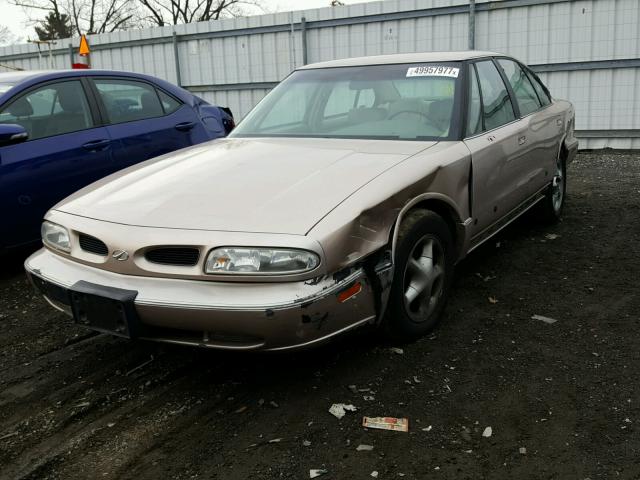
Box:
<box><xmin>137</xmin><ymin>0</ymin><xmax>264</xmax><ymax>27</ymax></box>
<box><xmin>0</xmin><ymin>25</ymin><xmax>18</xmax><ymax>45</ymax></box>
<box><xmin>13</xmin><ymin>0</ymin><xmax>139</xmax><ymax>36</ymax></box>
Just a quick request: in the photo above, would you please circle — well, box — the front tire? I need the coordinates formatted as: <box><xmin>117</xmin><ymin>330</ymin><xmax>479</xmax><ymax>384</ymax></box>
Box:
<box><xmin>382</xmin><ymin>210</ymin><xmax>455</xmax><ymax>341</ymax></box>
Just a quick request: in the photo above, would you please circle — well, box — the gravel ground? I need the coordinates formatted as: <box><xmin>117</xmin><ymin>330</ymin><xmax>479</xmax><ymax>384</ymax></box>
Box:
<box><xmin>0</xmin><ymin>151</ymin><xmax>639</xmax><ymax>480</ymax></box>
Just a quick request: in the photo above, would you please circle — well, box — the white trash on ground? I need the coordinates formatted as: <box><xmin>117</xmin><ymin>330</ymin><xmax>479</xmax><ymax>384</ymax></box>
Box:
<box><xmin>532</xmin><ymin>314</ymin><xmax>558</xmax><ymax>324</ymax></box>
<box><xmin>329</xmin><ymin>403</ymin><xmax>357</xmax><ymax>419</ymax></box>
<box><xmin>356</xmin><ymin>444</ymin><xmax>374</xmax><ymax>451</ymax></box>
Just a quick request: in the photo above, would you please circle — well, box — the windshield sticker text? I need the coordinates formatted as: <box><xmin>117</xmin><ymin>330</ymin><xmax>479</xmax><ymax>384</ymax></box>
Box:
<box><xmin>406</xmin><ymin>66</ymin><xmax>460</xmax><ymax>78</ymax></box>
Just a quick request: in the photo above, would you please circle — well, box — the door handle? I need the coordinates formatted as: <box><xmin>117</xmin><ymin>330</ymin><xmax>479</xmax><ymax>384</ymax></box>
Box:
<box><xmin>518</xmin><ymin>135</ymin><xmax>527</xmax><ymax>145</ymax></box>
<box><xmin>175</xmin><ymin>122</ymin><xmax>196</xmax><ymax>132</ymax></box>
<box><xmin>82</xmin><ymin>139</ymin><xmax>111</xmax><ymax>151</ymax></box>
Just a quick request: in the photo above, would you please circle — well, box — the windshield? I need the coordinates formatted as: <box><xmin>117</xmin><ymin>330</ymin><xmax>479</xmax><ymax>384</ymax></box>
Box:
<box><xmin>231</xmin><ymin>62</ymin><xmax>462</xmax><ymax>141</ymax></box>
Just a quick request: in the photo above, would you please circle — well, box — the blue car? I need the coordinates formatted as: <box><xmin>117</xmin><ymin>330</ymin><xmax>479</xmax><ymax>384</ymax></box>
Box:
<box><xmin>0</xmin><ymin>69</ymin><xmax>234</xmax><ymax>252</ymax></box>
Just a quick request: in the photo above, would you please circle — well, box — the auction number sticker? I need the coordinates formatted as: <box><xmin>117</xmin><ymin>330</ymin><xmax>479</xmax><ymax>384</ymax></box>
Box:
<box><xmin>406</xmin><ymin>65</ymin><xmax>460</xmax><ymax>78</ymax></box>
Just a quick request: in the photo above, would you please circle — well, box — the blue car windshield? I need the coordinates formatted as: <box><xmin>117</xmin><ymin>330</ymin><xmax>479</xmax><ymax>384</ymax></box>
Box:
<box><xmin>231</xmin><ymin>62</ymin><xmax>462</xmax><ymax>141</ymax></box>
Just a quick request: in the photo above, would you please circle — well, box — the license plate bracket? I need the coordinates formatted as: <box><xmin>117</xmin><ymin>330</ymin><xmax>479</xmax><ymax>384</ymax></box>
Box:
<box><xmin>69</xmin><ymin>281</ymin><xmax>140</xmax><ymax>338</ymax></box>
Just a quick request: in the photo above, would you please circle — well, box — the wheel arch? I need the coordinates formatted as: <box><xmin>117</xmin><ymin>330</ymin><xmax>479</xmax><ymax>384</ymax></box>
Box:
<box><xmin>372</xmin><ymin>193</ymin><xmax>463</xmax><ymax>329</ymax></box>
<box><xmin>390</xmin><ymin>193</ymin><xmax>466</xmax><ymax>265</ymax></box>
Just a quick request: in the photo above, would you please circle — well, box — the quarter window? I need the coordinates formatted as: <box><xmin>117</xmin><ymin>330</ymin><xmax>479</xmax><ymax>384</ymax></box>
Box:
<box><xmin>94</xmin><ymin>79</ymin><xmax>164</xmax><ymax>124</ymax></box>
<box><xmin>157</xmin><ymin>89</ymin><xmax>181</xmax><ymax>114</ymax></box>
<box><xmin>474</xmin><ymin>60</ymin><xmax>516</xmax><ymax>131</ymax></box>
<box><xmin>0</xmin><ymin>80</ymin><xmax>93</xmax><ymax>141</ymax></box>
<box><xmin>497</xmin><ymin>59</ymin><xmax>541</xmax><ymax>116</ymax></box>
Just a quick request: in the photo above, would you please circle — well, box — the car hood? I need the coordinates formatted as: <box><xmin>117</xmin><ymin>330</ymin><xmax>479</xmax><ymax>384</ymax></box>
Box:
<box><xmin>55</xmin><ymin>137</ymin><xmax>437</xmax><ymax>235</ymax></box>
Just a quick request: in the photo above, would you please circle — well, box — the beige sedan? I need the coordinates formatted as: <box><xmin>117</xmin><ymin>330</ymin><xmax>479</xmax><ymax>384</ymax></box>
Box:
<box><xmin>25</xmin><ymin>51</ymin><xmax>578</xmax><ymax>351</ymax></box>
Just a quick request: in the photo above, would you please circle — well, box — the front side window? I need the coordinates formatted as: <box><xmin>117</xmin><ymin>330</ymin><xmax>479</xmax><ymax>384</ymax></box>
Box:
<box><xmin>474</xmin><ymin>60</ymin><xmax>516</xmax><ymax>131</ymax></box>
<box><xmin>94</xmin><ymin>79</ymin><xmax>164</xmax><ymax>124</ymax></box>
<box><xmin>232</xmin><ymin>62</ymin><xmax>462</xmax><ymax>141</ymax></box>
<box><xmin>497</xmin><ymin>59</ymin><xmax>541</xmax><ymax>116</ymax></box>
<box><xmin>0</xmin><ymin>80</ymin><xmax>93</xmax><ymax>141</ymax></box>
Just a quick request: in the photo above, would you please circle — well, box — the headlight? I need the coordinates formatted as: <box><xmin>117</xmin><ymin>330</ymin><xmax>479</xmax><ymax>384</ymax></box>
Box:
<box><xmin>41</xmin><ymin>221</ymin><xmax>71</xmax><ymax>252</ymax></box>
<box><xmin>205</xmin><ymin>247</ymin><xmax>320</xmax><ymax>275</ymax></box>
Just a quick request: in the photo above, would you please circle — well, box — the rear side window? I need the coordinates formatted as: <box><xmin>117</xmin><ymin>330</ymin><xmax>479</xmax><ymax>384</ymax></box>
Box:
<box><xmin>466</xmin><ymin>64</ymin><xmax>483</xmax><ymax>136</ymax></box>
<box><xmin>526</xmin><ymin>69</ymin><xmax>551</xmax><ymax>106</ymax></box>
<box><xmin>475</xmin><ymin>60</ymin><xmax>516</xmax><ymax>131</ymax></box>
<box><xmin>0</xmin><ymin>80</ymin><xmax>93</xmax><ymax>141</ymax></box>
<box><xmin>497</xmin><ymin>59</ymin><xmax>541</xmax><ymax>116</ymax></box>
<box><xmin>94</xmin><ymin>79</ymin><xmax>164</xmax><ymax>124</ymax></box>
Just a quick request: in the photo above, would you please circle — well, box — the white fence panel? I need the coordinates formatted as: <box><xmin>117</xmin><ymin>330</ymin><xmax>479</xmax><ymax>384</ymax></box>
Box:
<box><xmin>0</xmin><ymin>0</ymin><xmax>638</xmax><ymax>148</ymax></box>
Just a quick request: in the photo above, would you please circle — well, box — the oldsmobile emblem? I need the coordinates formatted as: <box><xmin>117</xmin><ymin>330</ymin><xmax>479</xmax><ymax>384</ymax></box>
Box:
<box><xmin>112</xmin><ymin>250</ymin><xmax>130</xmax><ymax>261</ymax></box>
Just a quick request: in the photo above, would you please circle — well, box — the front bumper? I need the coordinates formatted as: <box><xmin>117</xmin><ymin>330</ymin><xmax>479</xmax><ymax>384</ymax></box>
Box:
<box><xmin>25</xmin><ymin>248</ymin><xmax>377</xmax><ymax>351</ymax></box>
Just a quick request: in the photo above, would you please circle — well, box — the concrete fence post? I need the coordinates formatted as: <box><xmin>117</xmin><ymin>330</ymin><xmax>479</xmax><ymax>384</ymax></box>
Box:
<box><xmin>173</xmin><ymin>31</ymin><xmax>182</xmax><ymax>87</ymax></box>
<box><xmin>468</xmin><ymin>0</ymin><xmax>476</xmax><ymax>50</ymax></box>
<box><xmin>301</xmin><ymin>17</ymin><xmax>308</xmax><ymax>65</ymax></box>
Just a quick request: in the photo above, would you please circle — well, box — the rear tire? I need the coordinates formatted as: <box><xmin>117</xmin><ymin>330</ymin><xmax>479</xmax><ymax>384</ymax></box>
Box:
<box><xmin>538</xmin><ymin>151</ymin><xmax>567</xmax><ymax>223</ymax></box>
<box><xmin>382</xmin><ymin>210</ymin><xmax>455</xmax><ymax>341</ymax></box>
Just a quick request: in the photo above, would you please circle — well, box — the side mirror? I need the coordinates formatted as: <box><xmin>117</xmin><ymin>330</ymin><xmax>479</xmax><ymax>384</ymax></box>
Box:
<box><xmin>0</xmin><ymin>124</ymin><xmax>28</xmax><ymax>146</ymax></box>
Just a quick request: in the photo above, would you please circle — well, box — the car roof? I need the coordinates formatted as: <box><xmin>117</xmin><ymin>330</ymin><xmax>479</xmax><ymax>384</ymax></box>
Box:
<box><xmin>299</xmin><ymin>50</ymin><xmax>505</xmax><ymax>70</ymax></box>
<box><xmin>0</xmin><ymin>69</ymin><xmax>196</xmax><ymax>105</ymax></box>
<box><xmin>0</xmin><ymin>70</ymin><xmax>58</xmax><ymax>83</ymax></box>
<box><xmin>0</xmin><ymin>69</ymin><xmax>167</xmax><ymax>83</ymax></box>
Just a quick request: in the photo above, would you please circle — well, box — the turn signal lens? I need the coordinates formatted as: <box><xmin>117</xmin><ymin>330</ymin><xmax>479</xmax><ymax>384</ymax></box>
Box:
<box><xmin>337</xmin><ymin>282</ymin><xmax>362</xmax><ymax>303</ymax></box>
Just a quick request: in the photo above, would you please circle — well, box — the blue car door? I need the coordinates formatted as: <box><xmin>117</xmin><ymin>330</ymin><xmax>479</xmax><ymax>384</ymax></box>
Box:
<box><xmin>0</xmin><ymin>79</ymin><xmax>112</xmax><ymax>249</ymax></box>
<box><xmin>89</xmin><ymin>77</ymin><xmax>210</xmax><ymax>171</ymax></box>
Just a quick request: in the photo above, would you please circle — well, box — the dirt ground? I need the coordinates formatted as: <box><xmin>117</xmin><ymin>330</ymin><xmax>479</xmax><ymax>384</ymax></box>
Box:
<box><xmin>0</xmin><ymin>151</ymin><xmax>639</xmax><ymax>480</ymax></box>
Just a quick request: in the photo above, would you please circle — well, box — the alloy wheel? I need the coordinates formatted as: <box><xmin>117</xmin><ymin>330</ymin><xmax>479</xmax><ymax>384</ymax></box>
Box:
<box><xmin>552</xmin><ymin>158</ymin><xmax>564</xmax><ymax>212</ymax></box>
<box><xmin>402</xmin><ymin>235</ymin><xmax>445</xmax><ymax>323</ymax></box>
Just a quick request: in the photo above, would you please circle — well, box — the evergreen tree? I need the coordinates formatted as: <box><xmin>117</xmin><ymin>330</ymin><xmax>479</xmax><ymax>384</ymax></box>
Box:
<box><xmin>35</xmin><ymin>11</ymin><xmax>73</xmax><ymax>40</ymax></box>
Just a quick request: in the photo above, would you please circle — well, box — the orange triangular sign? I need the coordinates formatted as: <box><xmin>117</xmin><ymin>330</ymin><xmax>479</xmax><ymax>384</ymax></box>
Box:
<box><xmin>79</xmin><ymin>34</ymin><xmax>90</xmax><ymax>56</ymax></box>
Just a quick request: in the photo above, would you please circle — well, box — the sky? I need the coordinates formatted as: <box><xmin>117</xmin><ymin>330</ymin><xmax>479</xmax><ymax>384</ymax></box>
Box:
<box><xmin>1</xmin><ymin>0</ymin><xmax>380</xmax><ymax>44</ymax></box>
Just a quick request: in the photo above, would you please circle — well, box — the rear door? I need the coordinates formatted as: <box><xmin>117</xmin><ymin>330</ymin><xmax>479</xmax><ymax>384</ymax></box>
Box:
<box><xmin>89</xmin><ymin>77</ymin><xmax>209</xmax><ymax>172</ymax></box>
<box><xmin>495</xmin><ymin>58</ymin><xmax>557</xmax><ymax>196</ymax></box>
<box><xmin>464</xmin><ymin>59</ymin><xmax>528</xmax><ymax>235</ymax></box>
<box><xmin>0</xmin><ymin>79</ymin><xmax>112</xmax><ymax>248</ymax></box>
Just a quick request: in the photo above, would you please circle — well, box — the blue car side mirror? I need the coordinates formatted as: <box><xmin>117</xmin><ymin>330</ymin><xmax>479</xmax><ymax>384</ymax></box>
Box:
<box><xmin>0</xmin><ymin>124</ymin><xmax>29</xmax><ymax>146</ymax></box>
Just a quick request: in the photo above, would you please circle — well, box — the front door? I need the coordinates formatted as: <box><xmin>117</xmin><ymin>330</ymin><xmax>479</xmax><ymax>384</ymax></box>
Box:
<box><xmin>0</xmin><ymin>79</ymin><xmax>112</xmax><ymax>248</ymax></box>
<box><xmin>463</xmin><ymin>60</ymin><xmax>530</xmax><ymax>236</ymax></box>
